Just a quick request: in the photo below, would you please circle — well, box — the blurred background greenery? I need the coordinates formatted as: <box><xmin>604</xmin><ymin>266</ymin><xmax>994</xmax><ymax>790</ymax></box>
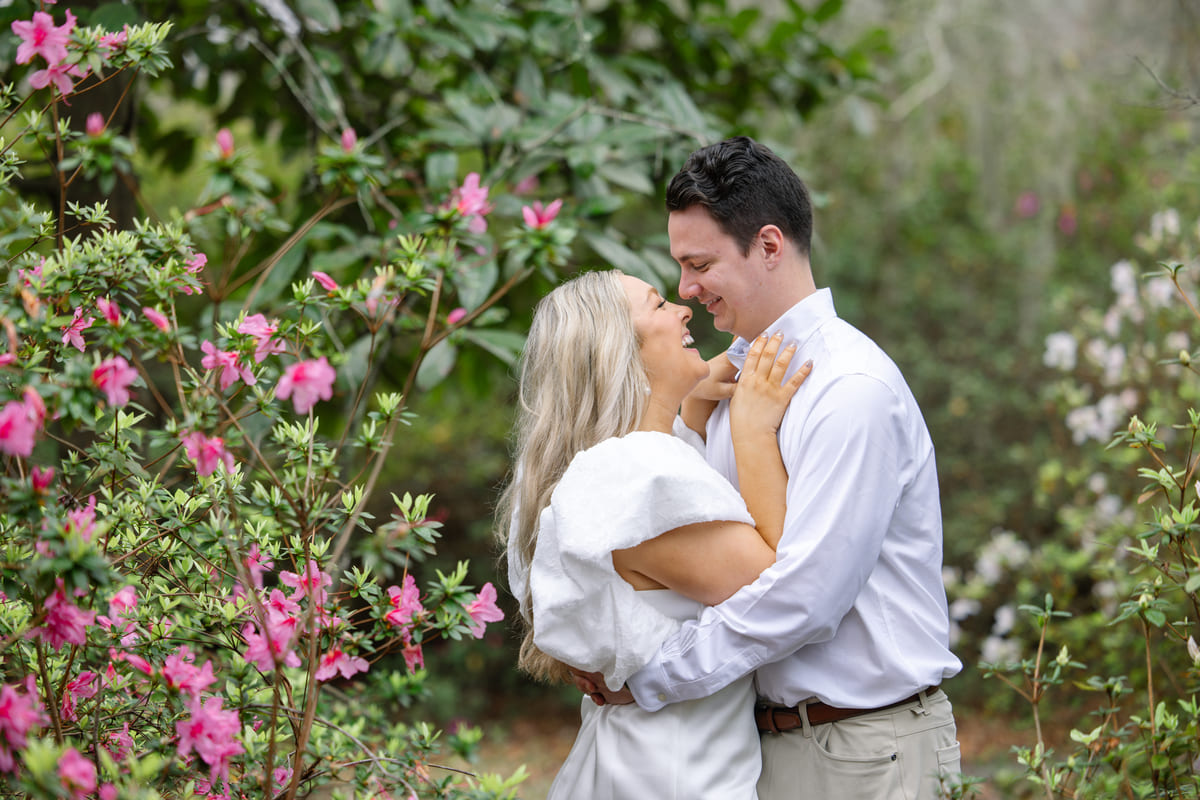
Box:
<box><xmin>7</xmin><ymin>0</ymin><xmax>1200</xmax><ymax>794</ymax></box>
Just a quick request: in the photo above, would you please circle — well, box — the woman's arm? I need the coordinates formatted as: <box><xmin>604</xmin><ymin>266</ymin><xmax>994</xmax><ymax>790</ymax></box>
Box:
<box><xmin>680</xmin><ymin>352</ymin><xmax>738</xmax><ymax>440</ymax></box>
<box><xmin>613</xmin><ymin>335</ymin><xmax>810</xmax><ymax>605</ymax></box>
<box><xmin>729</xmin><ymin>332</ymin><xmax>811</xmax><ymax>550</ymax></box>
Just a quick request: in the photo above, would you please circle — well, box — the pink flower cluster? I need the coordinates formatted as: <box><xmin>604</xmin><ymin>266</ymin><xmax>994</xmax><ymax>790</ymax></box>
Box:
<box><xmin>237</xmin><ymin>313</ymin><xmax>285</xmax><ymax>363</ymax></box>
<box><xmin>92</xmin><ymin>356</ymin><xmax>138</xmax><ymax>407</ymax></box>
<box><xmin>276</xmin><ymin>356</ymin><xmax>335</xmax><ymax>414</ymax></box>
<box><xmin>61</xmin><ymin>307</ymin><xmax>94</xmax><ymax>352</ymax></box>
<box><xmin>521</xmin><ymin>199</ymin><xmax>562</xmax><ymax>230</ymax></box>
<box><xmin>384</xmin><ymin>575</ymin><xmax>426</xmax><ymax>672</ymax></box>
<box><xmin>163</xmin><ymin>645</ymin><xmax>217</xmax><ymax>698</ymax></box>
<box><xmin>0</xmin><ymin>387</ymin><xmax>45</xmax><ymax>457</ymax></box>
<box><xmin>176</xmin><ymin>695</ymin><xmax>244</xmax><ymax>786</ymax></box>
<box><xmin>0</xmin><ymin>676</ymin><xmax>47</xmax><ymax>773</ymax></box>
<box><xmin>447</xmin><ymin>172</ymin><xmax>492</xmax><ymax>234</ymax></box>
<box><xmin>29</xmin><ymin>579</ymin><xmax>95</xmax><ymax>651</ymax></box>
<box><xmin>96</xmin><ymin>584</ymin><xmax>138</xmax><ymax>645</ymax></box>
<box><xmin>201</xmin><ymin>340</ymin><xmax>256</xmax><ymax>392</ymax></box>
<box><xmin>11</xmin><ymin>10</ymin><xmax>87</xmax><ymax>95</ymax></box>
<box><xmin>181</xmin><ymin>430</ymin><xmax>235</xmax><ymax>477</ymax></box>
<box><xmin>464</xmin><ymin>583</ymin><xmax>504</xmax><ymax>639</ymax></box>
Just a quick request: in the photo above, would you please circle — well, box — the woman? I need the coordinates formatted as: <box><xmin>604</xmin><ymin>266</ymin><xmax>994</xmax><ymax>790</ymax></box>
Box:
<box><xmin>499</xmin><ymin>270</ymin><xmax>809</xmax><ymax>799</ymax></box>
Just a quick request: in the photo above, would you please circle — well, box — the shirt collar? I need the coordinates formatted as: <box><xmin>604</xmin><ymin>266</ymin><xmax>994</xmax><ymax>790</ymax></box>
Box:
<box><xmin>726</xmin><ymin>288</ymin><xmax>837</xmax><ymax>369</ymax></box>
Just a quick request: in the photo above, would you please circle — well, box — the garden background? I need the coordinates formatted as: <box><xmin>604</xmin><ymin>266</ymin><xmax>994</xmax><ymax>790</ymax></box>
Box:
<box><xmin>3</xmin><ymin>0</ymin><xmax>1200</xmax><ymax>798</ymax></box>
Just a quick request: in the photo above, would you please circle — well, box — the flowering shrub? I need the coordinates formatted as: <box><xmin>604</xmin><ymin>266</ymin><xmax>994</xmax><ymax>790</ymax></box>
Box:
<box><xmin>970</xmin><ymin>210</ymin><xmax>1200</xmax><ymax>797</ymax></box>
<box><xmin>0</xmin><ymin>6</ymin><xmax>582</xmax><ymax>798</ymax></box>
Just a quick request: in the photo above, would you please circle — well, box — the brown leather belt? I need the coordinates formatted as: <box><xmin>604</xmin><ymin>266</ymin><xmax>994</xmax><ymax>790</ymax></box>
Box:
<box><xmin>755</xmin><ymin>687</ymin><xmax>939</xmax><ymax>734</ymax></box>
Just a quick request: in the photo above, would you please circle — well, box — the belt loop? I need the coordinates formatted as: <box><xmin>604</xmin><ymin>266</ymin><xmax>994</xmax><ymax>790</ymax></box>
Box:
<box><xmin>913</xmin><ymin>688</ymin><xmax>931</xmax><ymax>716</ymax></box>
<box><xmin>798</xmin><ymin>702</ymin><xmax>814</xmax><ymax>738</ymax></box>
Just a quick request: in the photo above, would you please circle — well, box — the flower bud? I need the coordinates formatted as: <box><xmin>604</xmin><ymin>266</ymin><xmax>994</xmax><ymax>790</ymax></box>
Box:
<box><xmin>1180</xmin><ymin>350</ymin><xmax>1191</xmax><ymax>366</ymax></box>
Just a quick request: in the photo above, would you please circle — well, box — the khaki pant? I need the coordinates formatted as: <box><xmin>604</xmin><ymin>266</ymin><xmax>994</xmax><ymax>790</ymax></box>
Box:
<box><xmin>758</xmin><ymin>690</ymin><xmax>961</xmax><ymax>800</ymax></box>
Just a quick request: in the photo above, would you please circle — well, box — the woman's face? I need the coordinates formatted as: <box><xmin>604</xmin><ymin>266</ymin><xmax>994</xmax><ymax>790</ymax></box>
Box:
<box><xmin>620</xmin><ymin>274</ymin><xmax>708</xmax><ymax>392</ymax></box>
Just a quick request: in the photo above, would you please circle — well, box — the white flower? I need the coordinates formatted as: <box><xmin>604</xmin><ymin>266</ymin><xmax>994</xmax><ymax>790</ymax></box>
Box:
<box><xmin>1146</xmin><ymin>276</ymin><xmax>1177</xmax><ymax>308</ymax></box>
<box><xmin>1150</xmin><ymin>208</ymin><xmax>1181</xmax><ymax>242</ymax></box>
<box><xmin>992</xmin><ymin>604</ymin><xmax>1017</xmax><ymax>636</ymax></box>
<box><xmin>949</xmin><ymin>597</ymin><xmax>980</xmax><ymax>621</ymax></box>
<box><xmin>1111</xmin><ymin>260</ymin><xmax>1138</xmax><ymax>301</ymax></box>
<box><xmin>975</xmin><ymin>529</ymin><xmax>1031</xmax><ymax>584</ymax></box>
<box><xmin>981</xmin><ymin>635</ymin><xmax>1021</xmax><ymax>666</ymax></box>
<box><xmin>1043</xmin><ymin>331</ymin><xmax>1077</xmax><ymax>370</ymax></box>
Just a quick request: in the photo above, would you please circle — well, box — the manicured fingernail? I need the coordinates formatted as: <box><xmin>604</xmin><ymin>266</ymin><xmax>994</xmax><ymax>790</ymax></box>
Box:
<box><xmin>802</xmin><ymin>359</ymin><xmax>813</xmax><ymax>369</ymax></box>
<box><xmin>772</xmin><ymin>331</ymin><xmax>783</xmax><ymax>338</ymax></box>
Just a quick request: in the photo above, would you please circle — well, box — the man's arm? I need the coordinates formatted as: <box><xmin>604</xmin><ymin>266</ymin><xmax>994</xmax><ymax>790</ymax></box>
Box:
<box><xmin>627</xmin><ymin>375</ymin><xmax>909</xmax><ymax>710</ymax></box>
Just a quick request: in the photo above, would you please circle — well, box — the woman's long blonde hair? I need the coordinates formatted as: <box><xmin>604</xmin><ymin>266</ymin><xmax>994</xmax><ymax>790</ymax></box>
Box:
<box><xmin>496</xmin><ymin>270</ymin><xmax>649</xmax><ymax>682</ymax></box>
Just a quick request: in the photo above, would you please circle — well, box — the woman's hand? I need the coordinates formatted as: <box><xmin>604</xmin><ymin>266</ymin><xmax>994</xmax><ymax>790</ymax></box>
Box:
<box><xmin>730</xmin><ymin>332</ymin><xmax>812</xmax><ymax>437</ymax></box>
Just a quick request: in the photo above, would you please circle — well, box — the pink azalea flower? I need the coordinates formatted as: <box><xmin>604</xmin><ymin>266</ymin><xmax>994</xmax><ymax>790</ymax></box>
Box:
<box><xmin>59</xmin><ymin>671</ymin><xmax>97</xmax><ymax>722</ymax></box>
<box><xmin>264</xmin><ymin>588</ymin><xmax>300</xmax><ymax>623</ymax></box>
<box><xmin>31</xmin><ymin>466</ymin><xmax>54</xmax><ymax>492</ymax></box>
<box><xmin>215</xmin><ymin>128</ymin><xmax>234</xmax><ymax>159</ymax></box>
<box><xmin>175</xmin><ymin>695</ymin><xmax>244</xmax><ymax>785</ymax></box>
<box><xmin>0</xmin><ymin>354</ymin><xmax>14</xmax><ymax>367</ymax></box>
<box><xmin>241</xmin><ymin>622</ymin><xmax>300</xmax><ymax>672</ymax></box>
<box><xmin>275</xmin><ymin>356</ymin><xmax>335</xmax><ymax>414</ymax></box>
<box><xmin>107</xmin><ymin>584</ymin><xmax>137</xmax><ymax>618</ymax></box>
<box><xmin>341</xmin><ymin>127</ymin><xmax>357</xmax><ymax>152</ymax></box>
<box><xmin>30</xmin><ymin>580</ymin><xmax>95</xmax><ymax>651</ymax></box>
<box><xmin>464</xmin><ymin>582</ymin><xmax>504</xmax><ymax>638</ymax></box>
<box><xmin>96</xmin><ymin>297</ymin><xmax>120</xmax><ymax>325</ymax></box>
<box><xmin>384</xmin><ymin>575</ymin><xmax>424</xmax><ymax>630</ymax></box>
<box><xmin>185</xmin><ymin>252</ymin><xmax>207</xmax><ymax>275</ymax></box>
<box><xmin>513</xmin><ymin>174</ymin><xmax>539</xmax><ymax>195</ymax></box>
<box><xmin>279</xmin><ymin>560</ymin><xmax>333</xmax><ymax>605</ymax></box>
<box><xmin>0</xmin><ymin>676</ymin><xmax>48</xmax><ymax>774</ymax></box>
<box><xmin>448</xmin><ymin>173</ymin><xmax>492</xmax><ymax>234</ymax></box>
<box><xmin>99</xmin><ymin>784</ymin><xmax>117</xmax><ymax>800</ymax></box>
<box><xmin>86</xmin><ymin>113</ymin><xmax>105</xmax><ymax>137</ymax></box>
<box><xmin>97</xmin><ymin>28</ymin><xmax>127</xmax><ymax>53</ymax></box>
<box><xmin>23</xmin><ymin>387</ymin><xmax>45</xmax><ymax>427</ymax></box>
<box><xmin>58</xmin><ymin>746</ymin><xmax>97</xmax><ymax>800</ymax></box>
<box><xmin>402</xmin><ymin>641</ymin><xmax>424</xmax><ymax>673</ymax></box>
<box><xmin>142</xmin><ymin>306</ymin><xmax>171</xmax><ymax>332</ymax></box>
<box><xmin>1014</xmin><ymin>190</ymin><xmax>1039</xmax><ymax>219</ymax></box>
<box><xmin>29</xmin><ymin>61</ymin><xmax>88</xmax><ymax>95</ymax></box>
<box><xmin>163</xmin><ymin>646</ymin><xmax>216</xmax><ymax>698</ymax></box>
<box><xmin>315</xmin><ymin>646</ymin><xmax>369</xmax><ymax>682</ymax></box>
<box><xmin>274</xmin><ymin>766</ymin><xmax>293</xmax><ymax>792</ymax></box>
<box><xmin>0</xmin><ymin>399</ymin><xmax>37</xmax><ymax>457</ymax></box>
<box><xmin>521</xmin><ymin>198</ymin><xmax>563</xmax><ymax>230</ymax></box>
<box><xmin>102</xmin><ymin>722</ymin><xmax>134</xmax><ymax>762</ymax></box>
<box><xmin>61</xmin><ymin>307</ymin><xmax>94</xmax><ymax>352</ymax></box>
<box><xmin>93</xmin><ymin>356</ymin><xmax>138</xmax><ymax>407</ymax></box>
<box><xmin>66</xmin><ymin>495</ymin><xmax>98</xmax><ymax>541</ymax></box>
<box><xmin>236</xmin><ymin>313</ymin><xmax>285</xmax><ymax>363</ymax></box>
<box><xmin>244</xmin><ymin>544</ymin><xmax>274</xmax><ymax>590</ymax></box>
<box><xmin>110</xmin><ymin>648</ymin><xmax>153</xmax><ymax>676</ymax></box>
<box><xmin>446</xmin><ymin>307</ymin><xmax>468</xmax><ymax>326</ymax></box>
<box><xmin>11</xmin><ymin>10</ymin><xmax>75</xmax><ymax>66</ymax></box>
<box><xmin>311</xmin><ymin>271</ymin><xmax>339</xmax><ymax>292</ymax></box>
<box><xmin>181</xmin><ymin>431</ymin><xmax>236</xmax><ymax>477</ymax></box>
<box><xmin>201</xmin><ymin>340</ymin><xmax>256</xmax><ymax>392</ymax></box>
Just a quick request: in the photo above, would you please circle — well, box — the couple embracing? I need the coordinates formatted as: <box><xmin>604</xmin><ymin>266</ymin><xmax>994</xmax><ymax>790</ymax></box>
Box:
<box><xmin>499</xmin><ymin>136</ymin><xmax>963</xmax><ymax>800</ymax></box>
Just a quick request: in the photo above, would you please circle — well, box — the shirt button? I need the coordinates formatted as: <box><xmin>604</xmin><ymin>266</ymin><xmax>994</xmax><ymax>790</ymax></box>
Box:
<box><xmin>657</xmin><ymin>693</ymin><xmax>667</xmax><ymax>702</ymax></box>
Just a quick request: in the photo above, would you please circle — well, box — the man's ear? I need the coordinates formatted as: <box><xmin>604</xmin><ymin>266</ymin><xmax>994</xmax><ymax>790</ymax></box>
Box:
<box><xmin>758</xmin><ymin>224</ymin><xmax>785</xmax><ymax>269</ymax></box>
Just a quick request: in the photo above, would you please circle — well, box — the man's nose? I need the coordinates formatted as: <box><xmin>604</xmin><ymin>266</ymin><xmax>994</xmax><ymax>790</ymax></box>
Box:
<box><xmin>678</xmin><ymin>272</ymin><xmax>698</xmax><ymax>299</ymax></box>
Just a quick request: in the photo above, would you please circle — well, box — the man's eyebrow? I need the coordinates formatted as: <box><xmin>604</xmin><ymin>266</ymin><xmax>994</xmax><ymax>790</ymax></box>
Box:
<box><xmin>673</xmin><ymin>250</ymin><xmax>709</xmax><ymax>266</ymax></box>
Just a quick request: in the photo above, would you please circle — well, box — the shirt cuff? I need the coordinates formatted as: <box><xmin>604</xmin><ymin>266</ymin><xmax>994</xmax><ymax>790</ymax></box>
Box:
<box><xmin>627</xmin><ymin>658</ymin><xmax>670</xmax><ymax>712</ymax></box>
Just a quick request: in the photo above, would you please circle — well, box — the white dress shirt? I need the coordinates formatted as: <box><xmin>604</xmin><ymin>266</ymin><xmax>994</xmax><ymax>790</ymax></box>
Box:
<box><xmin>628</xmin><ymin>288</ymin><xmax>962</xmax><ymax>711</ymax></box>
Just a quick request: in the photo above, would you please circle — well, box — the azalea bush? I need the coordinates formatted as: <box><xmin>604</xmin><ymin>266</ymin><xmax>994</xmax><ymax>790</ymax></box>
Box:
<box><xmin>972</xmin><ymin>207</ymin><xmax>1200</xmax><ymax>797</ymax></box>
<box><xmin>0</xmin><ymin>6</ymin><xmax>598</xmax><ymax>798</ymax></box>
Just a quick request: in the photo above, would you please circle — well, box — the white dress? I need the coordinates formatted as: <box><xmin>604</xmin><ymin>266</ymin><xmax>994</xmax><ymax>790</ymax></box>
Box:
<box><xmin>510</xmin><ymin>430</ymin><xmax>763</xmax><ymax>800</ymax></box>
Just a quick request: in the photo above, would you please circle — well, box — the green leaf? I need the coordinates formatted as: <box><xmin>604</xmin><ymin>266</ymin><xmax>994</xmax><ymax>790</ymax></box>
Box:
<box><xmin>425</xmin><ymin>151</ymin><xmax>458</xmax><ymax>193</ymax></box>
<box><xmin>295</xmin><ymin>0</ymin><xmax>342</xmax><ymax>31</ymax></box>
<box><xmin>452</xmin><ymin>259</ymin><xmax>498</xmax><ymax>311</ymax></box>
<box><xmin>416</xmin><ymin>339</ymin><xmax>457</xmax><ymax>391</ymax></box>
<box><xmin>582</xmin><ymin>230</ymin><xmax>658</xmax><ymax>285</ymax></box>
<box><xmin>462</xmin><ymin>329</ymin><xmax>526</xmax><ymax>366</ymax></box>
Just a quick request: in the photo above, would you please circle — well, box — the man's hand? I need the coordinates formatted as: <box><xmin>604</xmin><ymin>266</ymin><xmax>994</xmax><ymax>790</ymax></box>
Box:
<box><xmin>569</xmin><ymin>667</ymin><xmax>635</xmax><ymax>706</ymax></box>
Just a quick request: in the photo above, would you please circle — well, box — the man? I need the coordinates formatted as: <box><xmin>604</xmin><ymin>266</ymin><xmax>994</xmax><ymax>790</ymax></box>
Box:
<box><xmin>584</xmin><ymin>136</ymin><xmax>963</xmax><ymax>799</ymax></box>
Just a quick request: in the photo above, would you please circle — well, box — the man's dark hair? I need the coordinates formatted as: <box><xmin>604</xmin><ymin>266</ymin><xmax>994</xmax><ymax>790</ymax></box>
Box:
<box><xmin>665</xmin><ymin>136</ymin><xmax>813</xmax><ymax>257</ymax></box>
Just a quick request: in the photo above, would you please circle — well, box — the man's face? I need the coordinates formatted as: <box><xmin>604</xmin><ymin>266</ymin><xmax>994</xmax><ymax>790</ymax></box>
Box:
<box><xmin>668</xmin><ymin>205</ymin><xmax>765</xmax><ymax>341</ymax></box>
